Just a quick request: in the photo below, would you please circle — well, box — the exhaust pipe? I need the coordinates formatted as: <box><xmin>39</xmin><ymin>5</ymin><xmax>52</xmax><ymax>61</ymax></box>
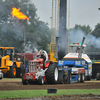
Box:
<box><xmin>53</xmin><ymin>36</ymin><xmax>59</xmax><ymax>60</ymax></box>
<box><xmin>78</xmin><ymin>37</ymin><xmax>85</xmax><ymax>59</ymax></box>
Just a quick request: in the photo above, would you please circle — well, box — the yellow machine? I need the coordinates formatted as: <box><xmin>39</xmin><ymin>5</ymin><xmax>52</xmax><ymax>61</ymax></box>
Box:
<box><xmin>0</xmin><ymin>47</ymin><xmax>23</xmax><ymax>78</ymax></box>
<box><xmin>50</xmin><ymin>43</ymin><xmax>57</xmax><ymax>62</ymax></box>
<box><xmin>50</xmin><ymin>0</ymin><xmax>59</xmax><ymax>62</ymax></box>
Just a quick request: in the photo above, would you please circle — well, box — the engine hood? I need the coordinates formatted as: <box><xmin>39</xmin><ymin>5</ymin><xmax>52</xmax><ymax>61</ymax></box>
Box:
<box><xmin>63</xmin><ymin>53</ymin><xmax>91</xmax><ymax>63</ymax></box>
<box><xmin>29</xmin><ymin>58</ymin><xmax>43</xmax><ymax>63</ymax></box>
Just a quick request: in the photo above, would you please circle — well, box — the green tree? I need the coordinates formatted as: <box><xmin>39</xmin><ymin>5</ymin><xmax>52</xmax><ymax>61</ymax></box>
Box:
<box><xmin>0</xmin><ymin>0</ymin><xmax>50</xmax><ymax>53</ymax></box>
<box><xmin>36</xmin><ymin>21</ymin><xmax>50</xmax><ymax>52</ymax></box>
<box><xmin>72</xmin><ymin>24</ymin><xmax>92</xmax><ymax>35</ymax></box>
<box><xmin>91</xmin><ymin>23</ymin><xmax>100</xmax><ymax>38</ymax></box>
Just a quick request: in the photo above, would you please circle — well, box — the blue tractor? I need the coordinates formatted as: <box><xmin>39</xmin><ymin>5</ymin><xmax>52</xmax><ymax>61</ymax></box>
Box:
<box><xmin>46</xmin><ymin>37</ymin><xmax>92</xmax><ymax>84</ymax></box>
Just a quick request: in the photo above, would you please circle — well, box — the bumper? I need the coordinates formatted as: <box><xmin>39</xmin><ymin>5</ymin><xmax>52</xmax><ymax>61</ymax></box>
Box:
<box><xmin>23</xmin><ymin>73</ymin><xmax>36</xmax><ymax>80</ymax></box>
<box><xmin>23</xmin><ymin>73</ymin><xmax>45</xmax><ymax>81</ymax></box>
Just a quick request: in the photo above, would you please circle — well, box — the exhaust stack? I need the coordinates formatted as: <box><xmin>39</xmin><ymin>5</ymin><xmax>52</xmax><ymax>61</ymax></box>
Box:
<box><xmin>53</xmin><ymin>36</ymin><xmax>59</xmax><ymax>60</ymax></box>
<box><xmin>78</xmin><ymin>37</ymin><xmax>85</xmax><ymax>59</ymax></box>
<box><xmin>58</xmin><ymin>0</ymin><xmax>67</xmax><ymax>60</ymax></box>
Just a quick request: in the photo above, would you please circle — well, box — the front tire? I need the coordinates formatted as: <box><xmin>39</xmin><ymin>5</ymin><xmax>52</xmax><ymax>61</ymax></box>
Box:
<box><xmin>80</xmin><ymin>74</ymin><xmax>85</xmax><ymax>83</ymax></box>
<box><xmin>22</xmin><ymin>74</ymin><xmax>28</xmax><ymax>85</ymax></box>
<box><xmin>8</xmin><ymin>64</ymin><xmax>17</xmax><ymax>78</ymax></box>
<box><xmin>78</xmin><ymin>74</ymin><xmax>81</xmax><ymax>83</ymax></box>
<box><xmin>38</xmin><ymin>76</ymin><xmax>44</xmax><ymax>85</ymax></box>
<box><xmin>67</xmin><ymin>70</ymin><xmax>71</xmax><ymax>84</ymax></box>
<box><xmin>0</xmin><ymin>77</ymin><xmax>2</xmax><ymax>80</ymax></box>
<box><xmin>22</xmin><ymin>79</ymin><xmax>28</xmax><ymax>85</ymax></box>
<box><xmin>45</xmin><ymin>63</ymin><xmax>58</xmax><ymax>84</ymax></box>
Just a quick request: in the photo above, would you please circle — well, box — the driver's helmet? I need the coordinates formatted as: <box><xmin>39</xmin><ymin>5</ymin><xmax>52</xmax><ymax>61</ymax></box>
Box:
<box><xmin>40</xmin><ymin>50</ymin><xmax>45</xmax><ymax>56</ymax></box>
<box><xmin>77</xmin><ymin>47</ymin><xmax>80</xmax><ymax>50</ymax></box>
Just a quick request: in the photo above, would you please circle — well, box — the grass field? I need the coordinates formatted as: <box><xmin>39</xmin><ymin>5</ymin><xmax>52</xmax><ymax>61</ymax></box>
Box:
<box><xmin>0</xmin><ymin>89</ymin><xmax>100</xmax><ymax>99</ymax></box>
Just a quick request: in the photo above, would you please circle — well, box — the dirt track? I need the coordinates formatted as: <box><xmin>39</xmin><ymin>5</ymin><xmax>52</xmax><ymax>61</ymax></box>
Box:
<box><xmin>0</xmin><ymin>78</ymin><xmax>100</xmax><ymax>100</ymax></box>
<box><xmin>0</xmin><ymin>78</ymin><xmax>100</xmax><ymax>91</ymax></box>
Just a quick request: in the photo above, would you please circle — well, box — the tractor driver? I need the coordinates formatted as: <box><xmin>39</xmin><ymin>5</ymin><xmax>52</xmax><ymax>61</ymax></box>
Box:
<box><xmin>39</xmin><ymin>50</ymin><xmax>46</xmax><ymax>70</ymax></box>
<box><xmin>76</xmin><ymin>47</ymin><xmax>80</xmax><ymax>53</ymax></box>
<box><xmin>36</xmin><ymin>55</ymin><xmax>39</xmax><ymax>60</ymax></box>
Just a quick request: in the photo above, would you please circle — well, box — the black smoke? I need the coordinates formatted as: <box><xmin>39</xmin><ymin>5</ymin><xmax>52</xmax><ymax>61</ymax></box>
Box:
<box><xmin>58</xmin><ymin>0</ymin><xmax>67</xmax><ymax>60</ymax></box>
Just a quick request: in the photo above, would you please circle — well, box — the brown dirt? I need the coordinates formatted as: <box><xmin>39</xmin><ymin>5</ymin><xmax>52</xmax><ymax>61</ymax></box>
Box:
<box><xmin>33</xmin><ymin>94</ymin><xmax>100</xmax><ymax>100</ymax></box>
<box><xmin>0</xmin><ymin>78</ymin><xmax>100</xmax><ymax>100</ymax></box>
<box><xmin>1</xmin><ymin>94</ymin><xmax>100</xmax><ymax>100</ymax></box>
<box><xmin>0</xmin><ymin>78</ymin><xmax>100</xmax><ymax>91</ymax></box>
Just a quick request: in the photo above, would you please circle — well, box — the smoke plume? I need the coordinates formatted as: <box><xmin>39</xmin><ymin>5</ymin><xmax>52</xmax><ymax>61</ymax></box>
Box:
<box><xmin>70</xmin><ymin>29</ymin><xmax>100</xmax><ymax>50</ymax></box>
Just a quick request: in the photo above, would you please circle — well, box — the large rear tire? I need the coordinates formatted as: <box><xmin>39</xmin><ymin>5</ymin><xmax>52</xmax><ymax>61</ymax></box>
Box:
<box><xmin>45</xmin><ymin>63</ymin><xmax>58</xmax><ymax>84</ymax></box>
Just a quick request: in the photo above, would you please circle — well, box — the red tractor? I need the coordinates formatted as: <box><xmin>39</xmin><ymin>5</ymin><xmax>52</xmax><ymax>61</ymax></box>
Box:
<box><xmin>22</xmin><ymin>50</ymin><xmax>58</xmax><ymax>85</ymax></box>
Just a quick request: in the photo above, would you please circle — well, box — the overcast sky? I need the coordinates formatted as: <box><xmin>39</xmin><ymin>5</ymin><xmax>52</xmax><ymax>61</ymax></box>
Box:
<box><xmin>32</xmin><ymin>0</ymin><xmax>100</xmax><ymax>30</ymax></box>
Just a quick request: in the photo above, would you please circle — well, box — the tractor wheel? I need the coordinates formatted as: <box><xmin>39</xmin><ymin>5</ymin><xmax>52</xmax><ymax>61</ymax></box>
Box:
<box><xmin>22</xmin><ymin>78</ymin><xmax>28</xmax><ymax>85</ymax></box>
<box><xmin>38</xmin><ymin>76</ymin><xmax>44</xmax><ymax>85</ymax></box>
<box><xmin>67</xmin><ymin>70</ymin><xmax>71</xmax><ymax>84</ymax></box>
<box><xmin>80</xmin><ymin>74</ymin><xmax>85</xmax><ymax>83</ymax></box>
<box><xmin>45</xmin><ymin>63</ymin><xmax>58</xmax><ymax>84</ymax></box>
<box><xmin>87</xmin><ymin>76</ymin><xmax>91</xmax><ymax>80</ymax></box>
<box><xmin>96</xmin><ymin>73</ymin><xmax>100</xmax><ymax>80</ymax></box>
<box><xmin>0</xmin><ymin>77</ymin><xmax>2</xmax><ymax>80</ymax></box>
<box><xmin>22</xmin><ymin>74</ymin><xmax>28</xmax><ymax>85</ymax></box>
<box><xmin>85</xmin><ymin>76</ymin><xmax>91</xmax><ymax>81</ymax></box>
<box><xmin>28</xmin><ymin>80</ymin><xmax>34</xmax><ymax>84</ymax></box>
<box><xmin>78</xmin><ymin>74</ymin><xmax>81</xmax><ymax>83</ymax></box>
<box><xmin>9</xmin><ymin>64</ymin><xmax>17</xmax><ymax>78</ymax></box>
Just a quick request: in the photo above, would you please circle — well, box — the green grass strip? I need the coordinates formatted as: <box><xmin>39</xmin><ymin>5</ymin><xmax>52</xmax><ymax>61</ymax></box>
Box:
<box><xmin>0</xmin><ymin>89</ymin><xmax>100</xmax><ymax>99</ymax></box>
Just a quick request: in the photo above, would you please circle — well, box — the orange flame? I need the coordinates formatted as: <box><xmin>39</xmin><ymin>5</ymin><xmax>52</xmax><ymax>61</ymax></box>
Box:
<box><xmin>11</xmin><ymin>7</ymin><xmax>29</xmax><ymax>20</ymax></box>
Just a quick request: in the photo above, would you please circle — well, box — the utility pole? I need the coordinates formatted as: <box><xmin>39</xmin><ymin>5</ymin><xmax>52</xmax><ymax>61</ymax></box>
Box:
<box><xmin>68</xmin><ymin>0</ymin><xmax>70</xmax><ymax>53</ymax></box>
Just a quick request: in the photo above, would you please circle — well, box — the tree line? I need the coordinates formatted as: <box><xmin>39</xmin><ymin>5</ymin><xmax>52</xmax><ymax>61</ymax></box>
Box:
<box><xmin>0</xmin><ymin>0</ymin><xmax>50</xmax><ymax>53</ymax></box>
<box><xmin>0</xmin><ymin>0</ymin><xmax>100</xmax><ymax>53</ymax></box>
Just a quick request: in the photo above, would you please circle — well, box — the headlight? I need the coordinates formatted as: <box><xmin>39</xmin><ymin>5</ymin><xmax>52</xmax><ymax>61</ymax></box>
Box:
<box><xmin>88</xmin><ymin>64</ymin><xmax>92</xmax><ymax>69</ymax></box>
<box><xmin>88</xmin><ymin>67</ymin><xmax>91</xmax><ymax>69</ymax></box>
